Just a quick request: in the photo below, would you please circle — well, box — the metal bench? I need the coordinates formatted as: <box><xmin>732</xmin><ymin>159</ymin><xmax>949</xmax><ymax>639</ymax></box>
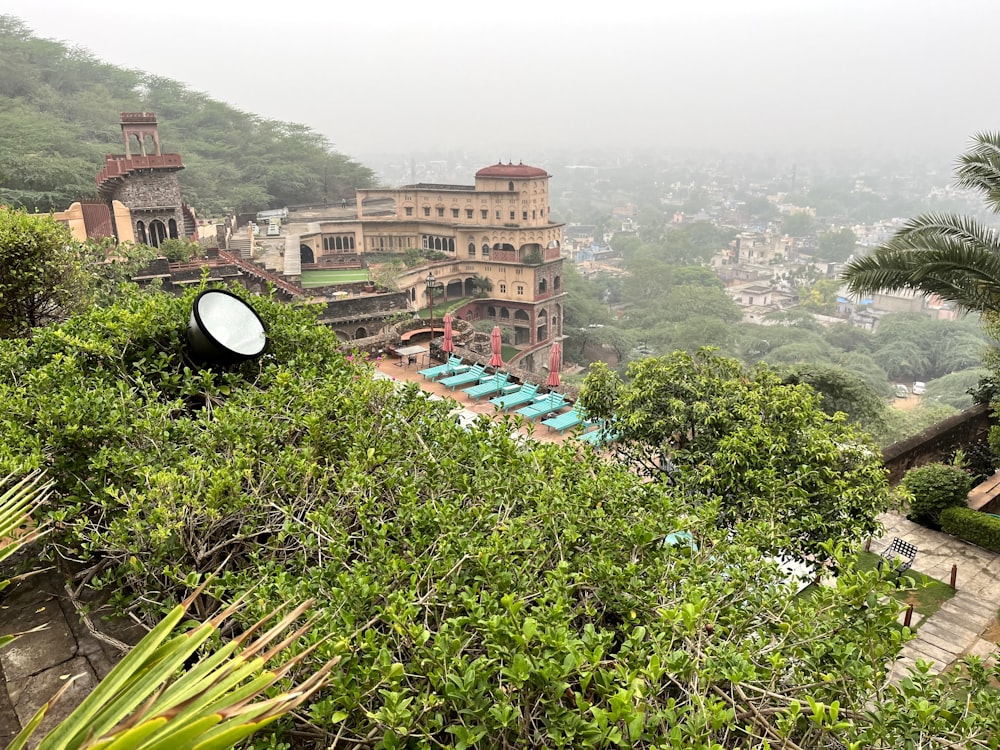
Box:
<box><xmin>877</xmin><ymin>537</ymin><xmax>917</xmax><ymax>575</ymax></box>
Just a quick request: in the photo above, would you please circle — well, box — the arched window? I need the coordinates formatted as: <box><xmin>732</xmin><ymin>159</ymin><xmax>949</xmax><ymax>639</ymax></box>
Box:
<box><xmin>168</xmin><ymin>218</ymin><xmax>178</xmax><ymax>239</ymax></box>
<box><xmin>500</xmin><ymin>308</ymin><xmax>510</xmax><ymax>320</ymax></box>
<box><xmin>323</xmin><ymin>237</ymin><xmax>329</xmax><ymax>251</ymax></box>
<box><xmin>487</xmin><ymin>306</ymin><xmax>497</xmax><ymax>317</ymax></box>
<box><xmin>482</xmin><ymin>243</ymin><xmax>490</xmax><ymax>258</ymax></box>
<box><xmin>136</xmin><ymin>221</ymin><xmax>147</xmax><ymax>245</ymax></box>
<box><xmin>448</xmin><ymin>238</ymin><xmax>455</xmax><ymax>252</ymax></box>
<box><xmin>300</xmin><ymin>244</ymin><xmax>315</xmax><ymax>264</ymax></box>
<box><xmin>149</xmin><ymin>220</ymin><xmax>167</xmax><ymax>248</ymax></box>
<box><xmin>508</xmin><ymin>181</ymin><xmax>514</xmax><ymax>191</ymax></box>
<box><xmin>553</xmin><ymin>275</ymin><xmax>561</xmax><ymax>290</ymax></box>
<box><xmin>539</xmin><ymin>278</ymin><xmax>548</xmax><ymax>293</ymax></box>
<box><xmin>468</xmin><ymin>242</ymin><xmax>476</xmax><ymax>257</ymax></box>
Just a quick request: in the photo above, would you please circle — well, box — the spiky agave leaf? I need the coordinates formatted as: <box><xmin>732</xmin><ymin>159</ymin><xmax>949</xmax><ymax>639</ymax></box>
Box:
<box><xmin>2</xmin><ymin>574</ymin><xmax>334</xmax><ymax>750</ymax></box>
<box><xmin>0</xmin><ymin>470</ymin><xmax>51</xmax><ymax>568</ymax></box>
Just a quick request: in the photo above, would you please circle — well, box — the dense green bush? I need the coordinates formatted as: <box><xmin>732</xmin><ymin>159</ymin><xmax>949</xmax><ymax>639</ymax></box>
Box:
<box><xmin>0</xmin><ymin>285</ymin><xmax>916</xmax><ymax>748</ymax></box>
<box><xmin>940</xmin><ymin>506</ymin><xmax>1000</xmax><ymax>553</ymax></box>
<box><xmin>902</xmin><ymin>462</ymin><xmax>972</xmax><ymax>525</ymax></box>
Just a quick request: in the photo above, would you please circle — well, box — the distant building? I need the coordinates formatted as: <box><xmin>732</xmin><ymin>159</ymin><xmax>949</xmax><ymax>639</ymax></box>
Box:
<box><xmin>292</xmin><ymin>162</ymin><xmax>566</xmax><ymax>369</ymax></box>
<box><xmin>728</xmin><ymin>232</ymin><xmax>792</xmax><ymax>265</ymax></box>
<box><xmin>48</xmin><ymin>112</ymin><xmax>197</xmax><ymax>247</ymax></box>
<box><xmin>96</xmin><ymin>112</ymin><xmax>196</xmax><ymax>246</ymax></box>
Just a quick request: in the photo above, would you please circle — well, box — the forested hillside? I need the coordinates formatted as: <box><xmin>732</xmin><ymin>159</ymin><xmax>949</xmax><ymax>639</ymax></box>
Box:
<box><xmin>0</xmin><ymin>16</ymin><xmax>375</xmax><ymax>215</ymax></box>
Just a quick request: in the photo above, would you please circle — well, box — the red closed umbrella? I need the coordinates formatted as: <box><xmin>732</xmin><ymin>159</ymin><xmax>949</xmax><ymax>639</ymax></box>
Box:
<box><xmin>442</xmin><ymin>313</ymin><xmax>454</xmax><ymax>354</ymax></box>
<box><xmin>489</xmin><ymin>325</ymin><xmax>504</xmax><ymax>368</ymax></box>
<box><xmin>546</xmin><ymin>341</ymin><xmax>561</xmax><ymax>387</ymax></box>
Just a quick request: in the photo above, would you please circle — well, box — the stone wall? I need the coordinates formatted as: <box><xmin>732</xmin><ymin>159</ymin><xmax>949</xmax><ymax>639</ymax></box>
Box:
<box><xmin>882</xmin><ymin>403</ymin><xmax>994</xmax><ymax>484</ymax></box>
<box><xmin>110</xmin><ymin>171</ymin><xmax>184</xmax><ymax>238</ymax></box>
<box><xmin>317</xmin><ymin>292</ymin><xmax>409</xmax><ymax>323</ymax></box>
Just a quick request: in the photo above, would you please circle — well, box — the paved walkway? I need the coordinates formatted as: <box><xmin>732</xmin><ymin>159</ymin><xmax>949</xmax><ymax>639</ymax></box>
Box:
<box><xmin>0</xmin><ymin>567</ymin><xmax>140</xmax><ymax>747</ymax></box>
<box><xmin>875</xmin><ymin>513</ymin><xmax>1000</xmax><ymax>682</ymax></box>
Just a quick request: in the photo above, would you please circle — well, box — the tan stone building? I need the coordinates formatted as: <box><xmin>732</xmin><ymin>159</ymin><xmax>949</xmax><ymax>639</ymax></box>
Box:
<box><xmin>298</xmin><ymin>162</ymin><xmax>566</xmax><ymax>363</ymax></box>
<box><xmin>47</xmin><ymin>112</ymin><xmax>195</xmax><ymax>247</ymax></box>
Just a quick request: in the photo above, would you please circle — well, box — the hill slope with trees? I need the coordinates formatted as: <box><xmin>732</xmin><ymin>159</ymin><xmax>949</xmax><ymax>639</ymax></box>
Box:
<box><xmin>0</xmin><ymin>15</ymin><xmax>376</xmax><ymax>215</ymax></box>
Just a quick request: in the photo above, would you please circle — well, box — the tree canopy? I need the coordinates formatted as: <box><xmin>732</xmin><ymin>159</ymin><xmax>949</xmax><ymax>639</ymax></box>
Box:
<box><xmin>0</xmin><ymin>207</ymin><xmax>88</xmax><ymax>337</ymax></box>
<box><xmin>0</xmin><ymin>16</ymin><xmax>375</xmax><ymax>214</ymax></box>
<box><xmin>578</xmin><ymin>349</ymin><xmax>891</xmax><ymax>560</ymax></box>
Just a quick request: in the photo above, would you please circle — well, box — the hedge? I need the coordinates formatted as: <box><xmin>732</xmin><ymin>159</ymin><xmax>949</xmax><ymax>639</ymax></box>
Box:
<box><xmin>902</xmin><ymin>462</ymin><xmax>971</xmax><ymax>525</ymax></box>
<box><xmin>940</xmin><ymin>506</ymin><xmax>1000</xmax><ymax>553</ymax></box>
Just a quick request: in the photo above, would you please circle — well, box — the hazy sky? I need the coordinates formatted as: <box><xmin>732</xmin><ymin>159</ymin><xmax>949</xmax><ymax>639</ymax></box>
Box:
<box><xmin>9</xmin><ymin>0</ymin><xmax>1000</xmax><ymax>162</ymax></box>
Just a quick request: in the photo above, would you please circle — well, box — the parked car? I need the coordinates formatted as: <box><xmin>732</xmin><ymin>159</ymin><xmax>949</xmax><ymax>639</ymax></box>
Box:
<box><xmin>912</xmin><ymin>381</ymin><xmax>926</xmax><ymax>395</ymax></box>
<box><xmin>894</xmin><ymin>384</ymin><xmax>910</xmax><ymax>398</ymax></box>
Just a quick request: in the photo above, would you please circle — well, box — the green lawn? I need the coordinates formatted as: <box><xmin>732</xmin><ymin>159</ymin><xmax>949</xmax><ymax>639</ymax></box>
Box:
<box><xmin>301</xmin><ymin>269</ymin><xmax>370</xmax><ymax>287</ymax></box>
<box><xmin>797</xmin><ymin>552</ymin><xmax>955</xmax><ymax>627</ymax></box>
<box><xmin>416</xmin><ymin>297</ymin><xmax>471</xmax><ymax>318</ymax></box>
<box><xmin>856</xmin><ymin>551</ymin><xmax>956</xmax><ymax>617</ymax></box>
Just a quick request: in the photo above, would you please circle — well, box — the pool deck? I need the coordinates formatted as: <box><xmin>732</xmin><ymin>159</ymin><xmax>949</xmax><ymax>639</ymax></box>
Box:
<box><xmin>373</xmin><ymin>356</ymin><xmax>581</xmax><ymax>445</ymax></box>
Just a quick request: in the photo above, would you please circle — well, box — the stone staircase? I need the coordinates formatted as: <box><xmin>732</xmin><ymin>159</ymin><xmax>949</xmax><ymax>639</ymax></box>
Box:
<box><xmin>228</xmin><ymin>236</ymin><xmax>253</xmax><ymax>259</ymax></box>
<box><xmin>890</xmin><ymin>589</ymin><xmax>998</xmax><ymax>681</ymax></box>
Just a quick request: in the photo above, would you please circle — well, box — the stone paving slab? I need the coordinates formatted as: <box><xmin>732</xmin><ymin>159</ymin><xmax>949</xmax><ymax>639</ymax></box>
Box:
<box><xmin>906</xmin><ymin>639</ymin><xmax>955</xmax><ymax>665</ymax></box>
<box><xmin>878</xmin><ymin>512</ymin><xmax>1000</xmax><ymax>682</ymax></box>
<box><xmin>966</xmin><ymin>638</ymin><xmax>999</xmax><ymax>666</ymax></box>
<box><xmin>918</xmin><ymin>619</ymin><xmax>980</xmax><ymax>646</ymax></box>
<box><xmin>916</xmin><ymin>627</ymin><xmax>971</xmax><ymax>655</ymax></box>
<box><xmin>0</xmin><ymin>567</ymin><xmax>134</xmax><ymax>746</ymax></box>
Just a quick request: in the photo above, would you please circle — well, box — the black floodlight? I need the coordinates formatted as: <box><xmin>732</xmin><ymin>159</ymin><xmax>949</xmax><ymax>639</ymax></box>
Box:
<box><xmin>187</xmin><ymin>289</ymin><xmax>267</xmax><ymax>364</ymax></box>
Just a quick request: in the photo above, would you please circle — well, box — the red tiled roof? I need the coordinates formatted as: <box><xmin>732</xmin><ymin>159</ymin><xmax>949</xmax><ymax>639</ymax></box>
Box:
<box><xmin>476</xmin><ymin>162</ymin><xmax>548</xmax><ymax>178</ymax></box>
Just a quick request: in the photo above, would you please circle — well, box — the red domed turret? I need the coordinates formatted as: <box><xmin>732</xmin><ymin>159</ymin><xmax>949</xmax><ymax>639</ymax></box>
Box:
<box><xmin>475</xmin><ymin>161</ymin><xmax>548</xmax><ymax>179</ymax></box>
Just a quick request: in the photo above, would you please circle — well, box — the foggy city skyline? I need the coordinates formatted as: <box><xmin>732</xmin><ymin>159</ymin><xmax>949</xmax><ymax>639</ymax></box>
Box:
<box><xmin>9</xmin><ymin>0</ymin><xmax>1000</xmax><ymax>169</ymax></box>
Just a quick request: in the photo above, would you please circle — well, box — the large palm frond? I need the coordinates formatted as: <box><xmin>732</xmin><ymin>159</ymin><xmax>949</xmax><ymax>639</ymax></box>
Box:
<box><xmin>956</xmin><ymin>131</ymin><xmax>1000</xmax><ymax>214</ymax></box>
<box><xmin>841</xmin><ymin>212</ymin><xmax>1000</xmax><ymax>314</ymax></box>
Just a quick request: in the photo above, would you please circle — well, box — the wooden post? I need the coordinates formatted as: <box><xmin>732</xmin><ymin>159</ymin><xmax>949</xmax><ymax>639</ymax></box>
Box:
<box><xmin>903</xmin><ymin>604</ymin><xmax>914</xmax><ymax>628</ymax></box>
<box><xmin>950</xmin><ymin>564</ymin><xmax>957</xmax><ymax>589</ymax></box>
<box><xmin>864</xmin><ymin>537</ymin><xmax>871</xmax><ymax>552</ymax></box>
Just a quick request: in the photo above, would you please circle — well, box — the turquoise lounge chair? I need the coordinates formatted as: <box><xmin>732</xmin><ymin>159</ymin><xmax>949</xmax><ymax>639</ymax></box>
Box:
<box><xmin>439</xmin><ymin>364</ymin><xmax>487</xmax><ymax>390</ymax></box>
<box><xmin>418</xmin><ymin>355</ymin><xmax>466</xmax><ymax>381</ymax></box>
<box><xmin>462</xmin><ymin>372</ymin><xmax>511</xmax><ymax>400</ymax></box>
<box><xmin>489</xmin><ymin>383</ymin><xmax>539</xmax><ymax>411</ymax></box>
<box><xmin>515</xmin><ymin>393</ymin><xmax>569</xmax><ymax>420</ymax></box>
<box><xmin>577</xmin><ymin>426</ymin><xmax>619</xmax><ymax>447</ymax></box>
<box><xmin>542</xmin><ymin>405</ymin><xmax>587</xmax><ymax>433</ymax></box>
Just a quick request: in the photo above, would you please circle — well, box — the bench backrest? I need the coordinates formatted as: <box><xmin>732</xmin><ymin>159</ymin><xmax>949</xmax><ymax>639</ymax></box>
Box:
<box><xmin>884</xmin><ymin>538</ymin><xmax>917</xmax><ymax>560</ymax></box>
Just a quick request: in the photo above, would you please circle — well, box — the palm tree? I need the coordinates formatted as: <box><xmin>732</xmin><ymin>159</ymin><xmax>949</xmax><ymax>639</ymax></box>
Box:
<box><xmin>842</xmin><ymin>132</ymin><xmax>1000</xmax><ymax>314</ymax></box>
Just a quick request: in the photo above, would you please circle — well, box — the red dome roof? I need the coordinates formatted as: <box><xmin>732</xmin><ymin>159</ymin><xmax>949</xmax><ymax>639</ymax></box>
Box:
<box><xmin>475</xmin><ymin>162</ymin><xmax>548</xmax><ymax>179</ymax></box>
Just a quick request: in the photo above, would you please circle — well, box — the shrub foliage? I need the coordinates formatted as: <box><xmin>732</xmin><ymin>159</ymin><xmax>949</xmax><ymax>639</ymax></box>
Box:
<box><xmin>3</xmin><ymin>288</ymin><xmax>1000</xmax><ymax>748</ymax></box>
<box><xmin>940</xmin><ymin>506</ymin><xmax>1000</xmax><ymax>553</ymax></box>
<box><xmin>902</xmin><ymin>462</ymin><xmax>972</xmax><ymax>525</ymax></box>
